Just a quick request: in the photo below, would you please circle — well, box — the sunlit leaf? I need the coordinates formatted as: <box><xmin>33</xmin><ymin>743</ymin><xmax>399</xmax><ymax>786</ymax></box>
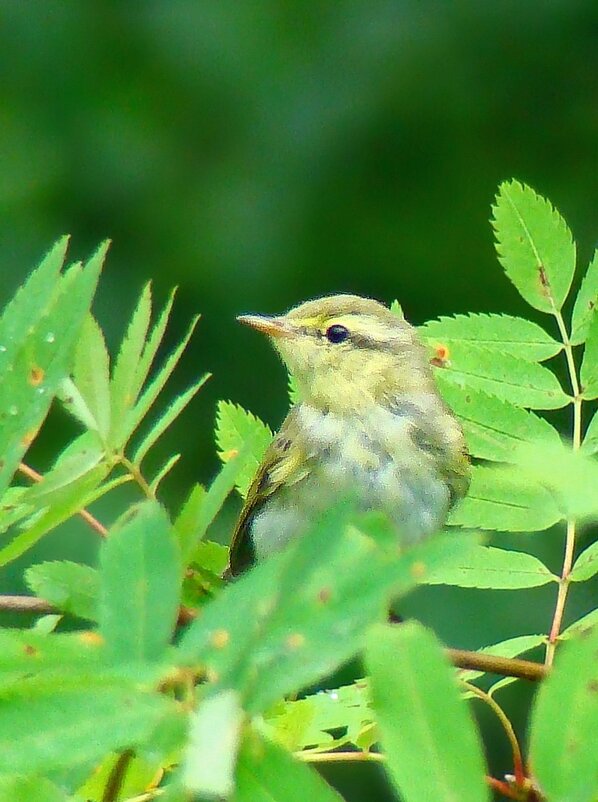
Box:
<box><xmin>366</xmin><ymin>622</ymin><xmax>489</xmax><ymax>802</ymax></box>
<box><xmin>420</xmin><ymin>313</ymin><xmax>561</xmax><ymax>361</ymax></box>
<box><xmin>571</xmin><ymin>250</ymin><xmax>598</xmax><ymax>344</ymax></box>
<box><xmin>448</xmin><ymin>464</ymin><xmax>562</xmax><ymax>531</ymax></box>
<box><xmin>581</xmin><ymin>409</ymin><xmax>598</xmax><ymax>456</ymax></box>
<box><xmin>215</xmin><ymin>401</ymin><xmax>273</xmax><ymax>498</ymax></box>
<box><xmin>72</xmin><ymin>315</ymin><xmax>111</xmax><ymax>441</ymax></box>
<box><xmin>437</xmin><ymin>382</ymin><xmax>560</xmax><ymax>462</ymax></box>
<box><xmin>580</xmin><ymin>310</ymin><xmax>598</xmax><ymax>399</ymax></box>
<box><xmin>422</xmin><ymin>544</ymin><xmax>557</xmax><ymax>588</ymax></box>
<box><xmin>99</xmin><ymin>501</ymin><xmax>181</xmax><ymax>664</ymax></box>
<box><xmin>25</xmin><ymin>560</ymin><xmax>99</xmax><ymax>621</ymax></box>
<box><xmin>434</xmin><ymin>345</ymin><xmax>569</xmax><ymax>409</ymax></box>
<box><xmin>530</xmin><ymin>626</ymin><xmax>598</xmax><ymax>802</ymax></box>
<box><xmin>569</xmin><ymin>541</ymin><xmax>598</xmax><ymax>582</ymax></box>
<box><xmin>492</xmin><ymin>180</ymin><xmax>575</xmax><ymax>313</ymax></box>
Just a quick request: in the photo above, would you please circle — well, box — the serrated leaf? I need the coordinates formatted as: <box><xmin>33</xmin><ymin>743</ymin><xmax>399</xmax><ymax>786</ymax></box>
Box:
<box><xmin>366</xmin><ymin>622</ymin><xmax>489</xmax><ymax>802</ymax></box>
<box><xmin>457</xmin><ymin>635</ymin><xmax>546</xmax><ymax>684</ymax></box>
<box><xmin>390</xmin><ymin>299</ymin><xmax>404</xmax><ymax>319</ymax></box>
<box><xmin>530</xmin><ymin>626</ymin><xmax>598</xmax><ymax>802</ymax></box>
<box><xmin>560</xmin><ymin>609</ymin><xmax>598</xmax><ymax>639</ymax></box>
<box><xmin>571</xmin><ymin>250</ymin><xmax>598</xmax><ymax>344</ymax></box>
<box><xmin>581</xmin><ymin>410</ymin><xmax>598</xmax><ymax>456</ymax></box>
<box><xmin>0</xmin><ymin>678</ymin><xmax>172</xmax><ymax>775</ymax></box>
<box><xmin>99</xmin><ymin>501</ymin><xmax>181</xmax><ymax>664</ymax></box>
<box><xmin>177</xmin><ymin>504</ymin><xmax>480</xmax><ymax>713</ymax></box>
<box><xmin>492</xmin><ymin>180</ymin><xmax>576</xmax><ymax>313</ymax></box>
<box><xmin>448</xmin><ymin>464</ymin><xmax>562</xmax><ymax>531</ymax></box>
<box><xmin>232</xmin><ymin>730</ymin><xmax>343</xmax><ymax>802</ymax></box>
<box><xmin>570</xmin><ymin>541</ymin><xmax>598</xmax><ymax>582</ymax></box>
<box><xmin>434</xmin><ymin>345</ymin><xmax>569</xmax><ymax>409</ymax></box>
<box><xmin>25</xmin><ymin>561</ymin><xmax>99</xmax><ymax>621</ymax></box>
<box><xmin>215</xmin><ymin>401</ymin><xmax>273</xmax><ymax>497</ymax></box>
<box><xmin>422</xmin><ymin>544</ymin><xmax>557</xmax><ymax>588</ymax></box>
<box><xmin>580</xmin><ymin>311</ymin><xmax>598</xmax><ymax>399</ymax></box>
<box><xmin>72</xmin><ymin>315</ymin><xmax>111</xmax><ymax>440</ymax></box>
<box><xmin>109</xmin><ymin>283</ymin><xmax>153</xmax><ymax>438</ymax></box>
<box><xmin>183</xmin><ymin>690</ymin><xmax>244</xmax><ymax>798</ymax></box>
<box><xmin>193</xmin><ymin>540</ymin><xmax>230</xmax><ymax>575</ymax></box>
<box><xmin>119</xmin><ymin>314</ymin><xmax>200</xmax><ymax>448</ymax></box>
<box><xmin>420</xmin><ymin>313</ymin><xmax>561</xmax><ymax>361</ymax></box>
<box><xmin>175</xmin><ymin>483</ymin><xmax>207</xmax><ymax>565</ymax></box>
<box><xmin>0</xmin><ymin>242</ymin><xmax>106</xmax><ymax>497</ymax></box>
<box><xmin>132</xmin><ymin>373</ymin><xmax>210</xmax><ymax>464</ymax></box>
<box><xmin>437</xmin><ymin>382</ymin><xmax>560</xmax><ymax>462</ymax></box>
<box><xmin>514</xmin><ymin>441</ymin><xmax>598</xmax><ymax>521</ymax></box>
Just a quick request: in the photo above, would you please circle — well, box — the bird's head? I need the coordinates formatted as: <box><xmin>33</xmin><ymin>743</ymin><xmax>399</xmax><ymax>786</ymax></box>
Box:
<box><xmin>238</xmin><ymin>294</ymin><xmax>435</xmax><ymax>412</ymax></box>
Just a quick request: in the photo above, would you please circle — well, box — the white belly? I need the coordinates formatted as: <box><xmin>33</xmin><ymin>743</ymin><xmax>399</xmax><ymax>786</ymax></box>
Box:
<box><xmin>250</xmin><ymin>404</ymin><xmax>451</xmax><ymax>562</ymax></box>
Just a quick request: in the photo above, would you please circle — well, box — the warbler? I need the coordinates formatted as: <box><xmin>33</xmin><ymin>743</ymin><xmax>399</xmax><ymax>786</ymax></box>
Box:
<box><xmin>226</xmin><ymin>294</ymin><xmax>469</xmax><ymax>577</ymax></box>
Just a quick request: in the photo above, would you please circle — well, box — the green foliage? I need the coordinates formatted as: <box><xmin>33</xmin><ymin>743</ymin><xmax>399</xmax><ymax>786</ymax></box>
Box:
<box><xmin>1</xmin><ymin>184</ymin><xmax>598</xmax><ymax>800</ymax></box>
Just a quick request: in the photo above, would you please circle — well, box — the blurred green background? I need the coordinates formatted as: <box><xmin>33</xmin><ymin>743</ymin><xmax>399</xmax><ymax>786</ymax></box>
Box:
<box><xmin>1</xmin><ymin>2</ymin><xmax>597</xmax><ymax>798</ymax></box>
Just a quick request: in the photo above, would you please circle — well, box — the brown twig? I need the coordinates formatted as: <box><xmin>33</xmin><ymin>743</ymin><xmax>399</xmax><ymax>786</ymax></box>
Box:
<box><xmin>447</xmin><ymin>647</ymin><xmax>547</xmax><ymax>682</ymax></box>
<box><xmin>0</xmin><ymin>595</ymin><xmax>54</xmax><ymax>614</ymax></box>
<box><xmin>102</xmin><ymin>749</ymin><xmax>134</xmax><ymax>802</ymax></box>
<box><xmin>18</xmin><ymin>462</ymin><xmax>108</xmax><ymax>538</ymax></box>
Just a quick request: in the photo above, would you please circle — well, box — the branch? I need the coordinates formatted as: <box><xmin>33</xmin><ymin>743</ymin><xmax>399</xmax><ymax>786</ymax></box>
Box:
<box><xmin>447</xmin><ymin>647</ymin><xmax>547</xmax><ymax>682</ymax></box>
<box><xmin>18</xmin><ymin>462</ymin><xmax>108</xmax><ymax>538</ymax></box>
<box><xmin>0</xmin><ymin>595</ymin><xmax>54</xmax><ymax>613</ymax></box>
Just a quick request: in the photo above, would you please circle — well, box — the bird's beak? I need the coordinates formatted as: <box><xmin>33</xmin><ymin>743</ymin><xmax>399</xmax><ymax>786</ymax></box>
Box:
<box><xmin>237</xmin><ymin>314</ymin><xmax>293</xmax><ymax>338</ymax></box>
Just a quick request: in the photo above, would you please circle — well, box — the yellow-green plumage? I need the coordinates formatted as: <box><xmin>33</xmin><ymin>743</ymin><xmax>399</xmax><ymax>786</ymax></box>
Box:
<box><xmin>227</xmin><ymin>294</ymin><xmax>469</xmax><ymax>577</ymax></box>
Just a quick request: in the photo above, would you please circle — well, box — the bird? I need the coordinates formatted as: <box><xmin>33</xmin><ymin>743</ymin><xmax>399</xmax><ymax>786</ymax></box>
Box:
<box><xmin>225</xmin><ymin>294</ymin><xmax>470</xmax><ymax>578</ymax></box>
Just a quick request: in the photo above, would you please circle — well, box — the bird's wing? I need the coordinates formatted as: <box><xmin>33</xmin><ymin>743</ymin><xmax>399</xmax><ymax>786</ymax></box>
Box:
<box><xmin>226</xmin><ymin>408</ymin><xmax>308</xmax><ymax>577</ymax></box>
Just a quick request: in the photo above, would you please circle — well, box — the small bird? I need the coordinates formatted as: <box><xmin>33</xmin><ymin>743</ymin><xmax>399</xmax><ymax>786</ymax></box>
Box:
<box><xmin>226</xmin><ymin>294</ymin><xmax>469</xmax><ymax>577</ymax></box>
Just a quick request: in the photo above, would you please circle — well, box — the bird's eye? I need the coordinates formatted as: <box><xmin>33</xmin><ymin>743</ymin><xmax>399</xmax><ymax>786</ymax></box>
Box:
<box><xmin>325</xmin><ymin>324</ymin><xmax>350</xmax><ymax>344</ymax></box>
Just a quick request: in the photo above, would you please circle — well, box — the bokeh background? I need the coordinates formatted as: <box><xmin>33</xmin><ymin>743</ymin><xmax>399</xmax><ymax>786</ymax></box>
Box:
<box><xmin>1</xmin><ymin>2</ymin><xmax>597</xmax><ymax>798</ymax></box>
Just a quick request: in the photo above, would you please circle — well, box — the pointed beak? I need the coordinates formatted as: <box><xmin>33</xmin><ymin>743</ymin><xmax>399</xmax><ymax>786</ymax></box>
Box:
<box><xmin>237</xmin><ymin>314</ymin><xmax>293</xmax><ymax>339</ymax></box>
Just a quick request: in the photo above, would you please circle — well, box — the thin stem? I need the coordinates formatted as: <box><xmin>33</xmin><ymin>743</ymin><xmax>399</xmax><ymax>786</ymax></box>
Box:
<box><xmin>119</xmin><ymin>456</ymin><xmax>155</xmax><ymax>499</ymax></box>
<box><xmin>102</xmin><ymin>750</ymin><xmax>134</xmax><ymax>802</ymax></box>
<box><xmin>545</xmin><ymin>310</ymin><xmax>582</xmax><ymax>667</ymax></box>
<box><xmin>298</xmin><ymin>750</ymin><xmax>385</xmax><ymax>764</ymax></box>
<box><xmin>446</xmin><ymin>648</ymin><xmax>546</xmax><ymax>682</ymax></box>
<box><xmin>18</xmin><ymin>462</ymin><xmax>108</xmax><ymax>538</ymax></box>
<box><xmin>464</xmin><ymin>682</ymin><xmax>525</xmax><ymax>787</ymax></box>
<box><xmin>0</xmin><ymin>595</ymin><xmax>54</xmax><ymax>613</ymax></box>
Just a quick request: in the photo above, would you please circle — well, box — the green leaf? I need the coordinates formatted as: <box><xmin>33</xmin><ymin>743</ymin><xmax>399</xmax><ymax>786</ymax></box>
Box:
<box><xmin>571</xmin><ymin>250</ymin><xmax>598</xmax><ymax>344</ymax></box>
<box><xmin>366</xmin><ymin>622</ymin><xmax>489</xmax><ymax>802</ymax></box>
<box><xmin>0</xmin><ymin>242</ymin><xmax>106</xmax><ymax>497</ymax></box>
<box><xmin>448</xmin><ymin>464</ymin><xmax>562</xmax><ymax>531</ymax></box>
<box><xmin>119</xmin><ymin>314</ymin><xmax>200</xmax><ymax>448</ymax></box>
<box><xmin>177</xmin><ymin>505</ymin><xmax>480</xmax><ymax>713</ymax></box>
<box><xmin>530</xmin><ymin>626</ymin><xmax>598</xmax><ymax>802</ymax></box>
<box><xmin>560</xmin><ymin>609</ymin><xmax>598</xmax><ymax>639</ymax></box>
<box><xmin>231</xmin><ymin>730</ymin><xmax>343</xmax><ymax>802</ymax></box>
<box><xmin>193</xmin><ymin>540</ymin><xmax>230</xmax><ymax>575</ymax></box>
<box><xmin>581</xmin><ymin>410</ymin><xmax>598</xmax><ymax>456</ymax></box>
<box><xmin>109</xmin><ymin>282</ymin><xmax>153</xmax><ymax>439</ymax></box>
<box><xmin>421</xmin><ymin>544</ymin><xmax>557</xmax><ymax>588</ymax></box>
<box><xmin>182</xmin><ymin>690</ymin><xmax>244</xmax><ymax>798</ymax></box>
<box><xmin>570</xmin><ymin>541</ymin><xmax>598</xmax><ymax>582</ymax></box>
<box><xmin>457</xmin><ymin>635</ymin><xmax>546</xmax><ymax>684</ymax></box>
<box><xmin>0</xmin><ymin>462</ymin><xmax>112</xmax><ymax>568</ymax></box>
<box><xmin>580</xmin><ymin>311</ymin><xmax>598</xmax><ymax>399</ymax></box>
<box><xmin>99</xmin><ymin>501</ymin><xmax>181</xmax><ymax>663</ymax></box>
<box><xmin>492</xmin><ymin>180</ymin><xmax>576</xmax><ymax>313</ymax></box>
<box><xmin>215</xmin><ymin>401</ymin><xmax>273</xmax><ymax>497</ymax></box>
<box><xmin>434</xmin><ymin>346</ymin><xmax>569</xmax><ymax>409</ymax></box>
<box><xmin>25</xmin><ymin>561</ymin><xmax>99</xmax><ymax>621</ymax></box>
<box><xmin>514</xmin><ymin>441</ymin><xmax>598</xmax><ymax>521</ymax></box>
<box><xmin>437</xmin><ymin>382</ymin><xmax>561</xmax><ymax>462</ymax></box>
<box><xmin>72</xmin><ymin>315</ymin><xmax>111</xmax><ymax>441</ymax></box>
<box><xmin>132</xmin><ymin>373</ymin><xmax>210</xmax><ymax>464</ymax></box>
<box><xmin>0</xmin><ymin>630</ymin><xmax>102</xmax><ymax>688</ymax></box>
<box><xmin>192</xmin><ymin>437</ymin><xmax>268</xmax><ymax>548</ymax></box>
<box><xmin>175</xmin><ymin>483</ymin><xmax>207</xmax><ymax>565</ymax></box>
<box><xmin>0</xmin><ymin>776</ymin><xmax>70</xmax><ymax>802</ymax></box>
<box><xmin>267</xmin><ymin>679</ymin><xmax>372</xmax><ymax>751</ymax></box>
<box><xmin>390</xmin><ymin>299</ymin><xmax>404</xmax><ymax>319</ymax></box>
<box><xmin>420</xmin><ymin>313</ymin><xmax>561</xmax><ymax>361</ymax></box>
<box><xmin>0</xmin><ymin>679</ymin><xmax>172</xmax><ymax>775</ymax></box>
